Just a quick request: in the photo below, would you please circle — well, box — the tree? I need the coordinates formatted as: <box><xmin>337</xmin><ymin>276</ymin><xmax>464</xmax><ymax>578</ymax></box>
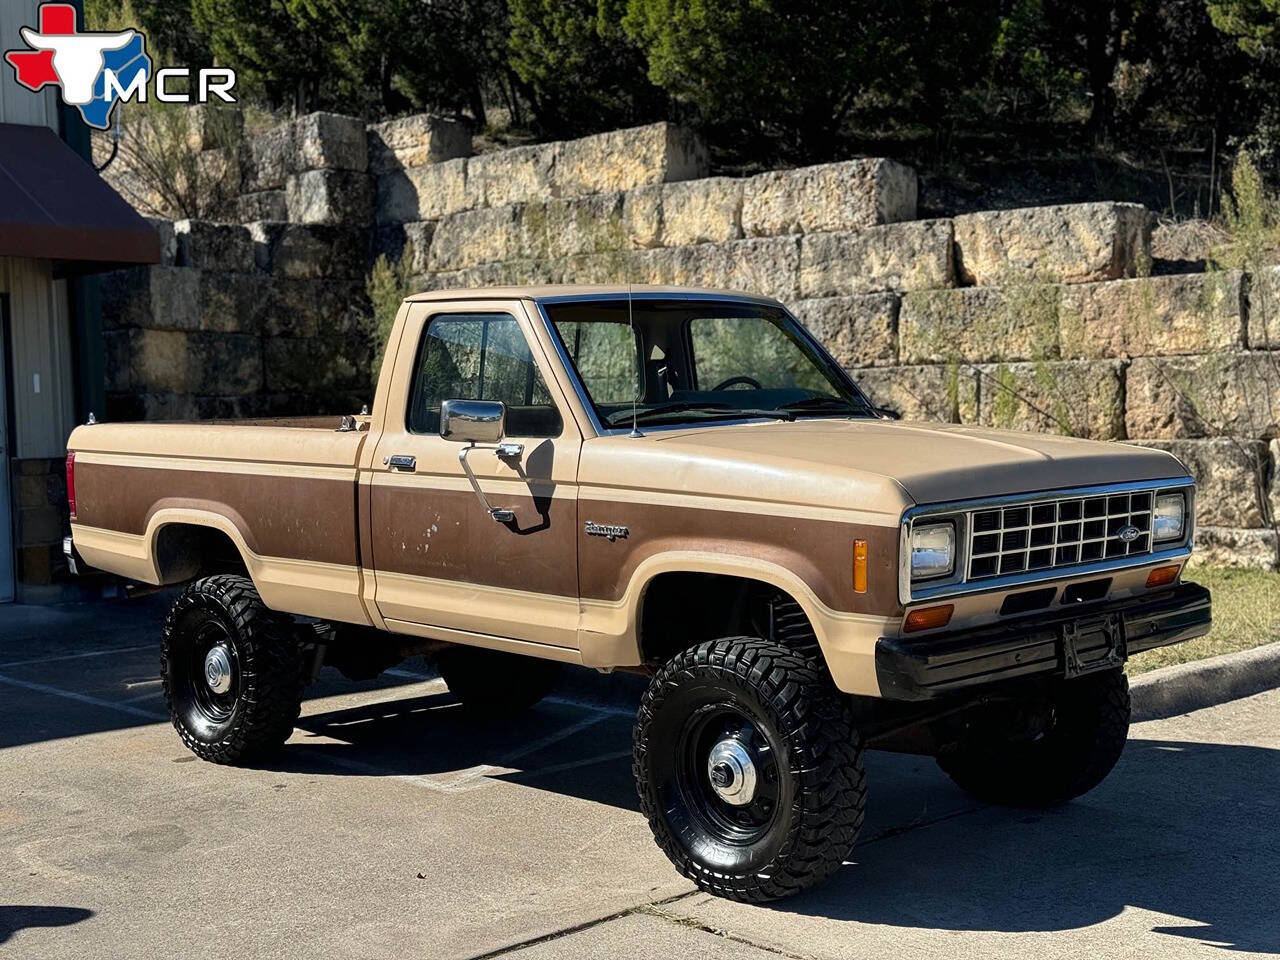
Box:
<box><xmin>190</xmin><ymin>0</ymin><xmax>329</xmax><ymax>113</ymax></box>
<box><xmin>1209</xmin><ymin>0</ymin><xmax>1280</xmax><ymax>57</ymax></box>
<box><xmin>508</xmin><ymin>0</ymin><xmax>665</xmax><ymax>137</ymax></box>
<box><xmin>1042</xmin><ymin>0</ymin><xmax>1140</xmax><ymax>142</ymax></box>
<box><xmin>620</xmin><ymin>0</ymin><xmax>900</xmax><ymax>162</ymax></box>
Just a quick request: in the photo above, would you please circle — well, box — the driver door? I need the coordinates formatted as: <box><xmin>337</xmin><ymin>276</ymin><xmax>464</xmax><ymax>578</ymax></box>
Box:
<box><xmin>368</xmin><ymin>300</ymin><xmax>582</xmax><ymax>652</ymax></box>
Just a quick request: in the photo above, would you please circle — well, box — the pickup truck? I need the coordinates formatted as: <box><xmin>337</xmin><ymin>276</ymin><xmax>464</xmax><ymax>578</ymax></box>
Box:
<box><xmin>67</xmin><ymin>284</ymin><xmax>1211</xmax><ymax>902</ymax></box>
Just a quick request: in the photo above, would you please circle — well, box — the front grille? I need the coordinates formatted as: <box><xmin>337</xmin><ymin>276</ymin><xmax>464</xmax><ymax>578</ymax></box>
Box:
<box><xmin>967</xmin><ymin>491</ymin><xmax>1154</xmax><ymax>581</ymax></box>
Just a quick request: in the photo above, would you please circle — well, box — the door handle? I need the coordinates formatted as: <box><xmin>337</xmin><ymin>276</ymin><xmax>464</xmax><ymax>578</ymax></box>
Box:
<box><xmin>384</xmin><ymin>454</ymin><xmax>416</xmax><ymax>472</ymax></box>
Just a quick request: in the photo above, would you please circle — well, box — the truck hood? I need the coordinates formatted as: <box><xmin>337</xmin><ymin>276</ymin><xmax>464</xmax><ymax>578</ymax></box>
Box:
<box><xmin>644</xmin><ymin>419</ymin><xmax>1188</xmax><ymax>506</ymax></box>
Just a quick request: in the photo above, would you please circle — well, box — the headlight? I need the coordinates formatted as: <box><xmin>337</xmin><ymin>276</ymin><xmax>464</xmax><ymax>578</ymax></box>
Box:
<box><xmin>1153</xmin><ymin>493</ymin><xmax>1186</xmax><ymax>542</ymax></box>
<box><xmin>911</xmin><ymin>522</ymin><xmax>955</xmax><ymax>579</ymax></box>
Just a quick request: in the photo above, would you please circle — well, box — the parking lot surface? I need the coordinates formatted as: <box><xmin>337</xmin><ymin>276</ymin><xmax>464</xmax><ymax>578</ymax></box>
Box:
<box><xmin>2</xmin><ymin>594</ymin><xmax>1278</xmax><ymax>959</ymax></box>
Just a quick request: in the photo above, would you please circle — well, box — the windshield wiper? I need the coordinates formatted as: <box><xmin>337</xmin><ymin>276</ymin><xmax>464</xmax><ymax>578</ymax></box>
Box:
<box><xmin>778</xmin><ymin>396</ymin><xmax>870</xmax><ymax>415</ymax></box>
<box><xmin>604</xmin><ymin>403</ymin><xmax>795</xmax><ymax>427</ymax></box>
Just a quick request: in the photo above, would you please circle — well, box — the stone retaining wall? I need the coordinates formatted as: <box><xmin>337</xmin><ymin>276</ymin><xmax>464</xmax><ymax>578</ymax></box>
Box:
<box><xmin>99</xmin><ymin>110</ymin><xmax>1280</xmax><ymax>569</ymax></box>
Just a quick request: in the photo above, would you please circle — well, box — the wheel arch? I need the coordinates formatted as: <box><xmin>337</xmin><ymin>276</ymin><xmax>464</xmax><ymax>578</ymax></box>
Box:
<box><xmin>146</xmin><ymin>509</ymin><xmax>254</xmax><ymax>585</ymax></box>
<box><xmin>583</xmin><ymin>551</ymin><xmax>839</xmax><ymax>671</ymax></box>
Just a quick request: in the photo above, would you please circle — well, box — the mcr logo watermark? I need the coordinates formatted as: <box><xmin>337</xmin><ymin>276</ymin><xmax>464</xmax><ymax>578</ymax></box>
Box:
<box><xmin>4</xmin><ymin>2</ymin><xmax>236</xmax><ymax>130</ymax></box>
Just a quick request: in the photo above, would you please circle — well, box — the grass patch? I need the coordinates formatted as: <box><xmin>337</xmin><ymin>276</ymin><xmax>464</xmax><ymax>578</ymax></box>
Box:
<box><xmin>1128</xmin><ymin>566</ymin><xmax>1280</xmax><ymax>674</ymax></box>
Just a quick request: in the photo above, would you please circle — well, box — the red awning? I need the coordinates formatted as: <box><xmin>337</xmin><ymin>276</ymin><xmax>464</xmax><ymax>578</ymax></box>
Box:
<box><xmin>0</xmin><ymin>122</ymin><xmax>160</xmax><ymax>272</ymax></box>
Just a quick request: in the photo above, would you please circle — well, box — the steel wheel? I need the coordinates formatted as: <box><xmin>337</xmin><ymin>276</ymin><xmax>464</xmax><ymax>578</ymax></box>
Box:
<box><xmin>674</xmin><ymin>704</ymin><xmax>783</xmax><ymax>847</ymax></box>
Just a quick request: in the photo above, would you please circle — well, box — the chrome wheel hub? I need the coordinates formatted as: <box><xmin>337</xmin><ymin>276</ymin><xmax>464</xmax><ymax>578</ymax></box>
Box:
<box><xmin>203</xmin><ymin>645</ymin><xmax>233</xmax><ymax>695</ymax></box>
<box><xmin>706</xmin><ymin>738</ymin><xmax>757</xmax><ymax>806</ymax></box>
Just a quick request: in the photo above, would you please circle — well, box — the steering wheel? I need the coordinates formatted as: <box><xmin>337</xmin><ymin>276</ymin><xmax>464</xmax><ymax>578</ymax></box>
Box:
<box><xmin>712</xmin><ymin>375</ymin><xmax>763</xmax><ymax>391</ymax></box>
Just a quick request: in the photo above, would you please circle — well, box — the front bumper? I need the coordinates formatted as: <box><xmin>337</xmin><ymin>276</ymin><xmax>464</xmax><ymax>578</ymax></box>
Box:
<box><xmin>875</xmin><ymin>581</ymin><xmax>1211</xmax><ymax>701</ymax></box>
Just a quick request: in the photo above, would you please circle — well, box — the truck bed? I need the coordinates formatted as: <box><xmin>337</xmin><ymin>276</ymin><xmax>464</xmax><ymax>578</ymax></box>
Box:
<box><xmin>67</xmin><ymin>418</ymin><xmax>372</xmax><ymax>624</ymax></box>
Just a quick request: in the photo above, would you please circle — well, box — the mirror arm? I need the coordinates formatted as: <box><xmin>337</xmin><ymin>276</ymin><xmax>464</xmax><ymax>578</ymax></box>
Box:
<box><xmin>458</xmin><ymin>443</ymin><xmax>517</xmax><ymax>523</ymax></box>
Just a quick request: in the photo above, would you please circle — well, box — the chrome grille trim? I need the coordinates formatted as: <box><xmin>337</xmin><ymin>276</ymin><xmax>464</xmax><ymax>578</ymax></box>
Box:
<box><xmin>898</xmin><ymin>477</ymin><xmax>1195</xmax><ymax>605</ymax></box>
<box><xmin>967</xmin><ymin>490</ymin><xmax>1153</xmax><ymax>580</ymax></box>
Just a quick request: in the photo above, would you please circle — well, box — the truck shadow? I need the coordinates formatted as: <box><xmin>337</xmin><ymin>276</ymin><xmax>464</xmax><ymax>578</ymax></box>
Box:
<box><xmin>273</xmin><ymin>681</ymin><xmax>644</xmax><ymax>811</ymax></box>
<box><xmin>771</xmin><ymin>736</ymin><xmax>1280</xmax><ymax>952</ymax></box>
<box><xmin>279</xmin><ymin>682</ymin><xmax>1280</xmax><ymax>951</ymax></box>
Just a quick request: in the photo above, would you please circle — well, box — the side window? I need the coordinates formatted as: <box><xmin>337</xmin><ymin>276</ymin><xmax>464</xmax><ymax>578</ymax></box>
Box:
<box><xmin>407</xmin><ymin>313</ymin><xmax>562</xmax><ymax>437</ymax></box>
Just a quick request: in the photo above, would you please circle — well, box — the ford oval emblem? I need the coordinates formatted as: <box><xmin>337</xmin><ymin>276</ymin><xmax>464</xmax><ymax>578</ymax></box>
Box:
<box><xmin>1117</xmin><ymin>525</ymin><xmax>1141</xmax><ymax>543</ymax></box>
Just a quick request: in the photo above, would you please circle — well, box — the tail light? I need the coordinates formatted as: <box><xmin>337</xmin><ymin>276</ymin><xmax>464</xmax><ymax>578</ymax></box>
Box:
<box><xmin>66</xmin><ymin>450</ymin><xmax>77</xmax><ymax>520</ymax></box>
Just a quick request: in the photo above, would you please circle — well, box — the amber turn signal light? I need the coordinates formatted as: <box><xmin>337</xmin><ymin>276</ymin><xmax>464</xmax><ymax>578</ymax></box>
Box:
<box><xmin>1146</xmin><ymin>564</ymin><xmax>1181</xmax><ymax>588</ymax></box>
<box><xmin>903</xmin><ymin>604</ymin><xmax>954</xmax><ymax>633</ymax></box>
<box><xmin>853</xmin><ymin>539</ymin><xmax>868</xmax><ymax>594</ymax></box>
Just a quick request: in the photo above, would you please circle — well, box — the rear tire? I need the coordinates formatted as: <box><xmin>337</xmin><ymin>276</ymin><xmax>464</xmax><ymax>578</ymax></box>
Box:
<box><xmin>634</xmin><ymin>637</ymin><xmax>866</xmax><ymax>903</ymax></box>
<box><xmin>435</xmin><ymin>646</ymin><xmax>560</xmax><ymax>715</ymax></box>
<box><xmin>935</xmin><ymin>669</ymin><xmax>1131</xmax><ymax>806</ymax></box>
<box><xmin>162</xmin><ymin>575</ymin><xmax>303</xmax><ymax>764</ymax></box>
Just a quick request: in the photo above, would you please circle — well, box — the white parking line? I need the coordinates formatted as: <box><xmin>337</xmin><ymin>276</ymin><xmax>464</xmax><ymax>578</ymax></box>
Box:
<box><xmin>0</xmin><ymin>673</ymin><xmax>166</xmax><ymax>721</ymax></box>
<box><xmin>0</xmin><ymin>644</ymin><xmax>154</xmax><ymax>669</ymax></box>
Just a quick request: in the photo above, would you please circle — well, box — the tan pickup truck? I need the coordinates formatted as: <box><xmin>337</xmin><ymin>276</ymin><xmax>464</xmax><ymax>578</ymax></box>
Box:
<box><xmin>67</xmin><ymin>285</ymin><xmax>1210</xmax><ymax>902</ymax></box>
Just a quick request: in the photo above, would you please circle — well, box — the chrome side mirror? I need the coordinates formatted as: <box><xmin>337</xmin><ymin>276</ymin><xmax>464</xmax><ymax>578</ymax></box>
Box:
<box><xmin>439</xmin><ymin>399</ymin><xmax>518</xmax><ymax>523</ymax></box>
<box><xmin>440</xmin><ymin>398</ymin><xmax>506</xmax><ymax>444</ymax></box>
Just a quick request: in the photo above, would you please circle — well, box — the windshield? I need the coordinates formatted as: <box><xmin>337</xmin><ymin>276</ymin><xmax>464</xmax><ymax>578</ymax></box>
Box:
<box><xmin>542</xmin><ymin>298</ymin><xmax>875</xmax><ymax>429</ymax></box>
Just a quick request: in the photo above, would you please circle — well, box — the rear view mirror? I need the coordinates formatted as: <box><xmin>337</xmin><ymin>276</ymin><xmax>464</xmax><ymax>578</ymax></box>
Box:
<box><xmin>440</xmin><ymin>399</ymin><xmax>505</xmax><ymax>444</ymax></box>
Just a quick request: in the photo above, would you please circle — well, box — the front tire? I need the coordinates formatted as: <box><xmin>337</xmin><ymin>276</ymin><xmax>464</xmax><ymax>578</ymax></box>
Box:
<box><xmin>935</xmin><ymin>669</ymin><xmax>1131</xmax><ymax>806</ymax></box>
<box><xmin>634</xmin><ymin>637</ymin><xmax>866</xmax><ymax>903</ymax></box>
<box><xmin>162</xmin><ymin>574</ymin><xmax>303</xmax><ymax>764</ymax></box>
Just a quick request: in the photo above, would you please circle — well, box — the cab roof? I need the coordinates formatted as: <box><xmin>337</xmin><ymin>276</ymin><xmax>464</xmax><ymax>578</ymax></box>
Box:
<box><xmin>403</xmin><ymin>284</ymin><xmax>783</xmax><ymax>306</ymax></box>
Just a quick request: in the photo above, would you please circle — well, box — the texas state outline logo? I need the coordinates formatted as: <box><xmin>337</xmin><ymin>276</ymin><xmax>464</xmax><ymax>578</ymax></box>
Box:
<box><xmin>5</xmin><ymin>2</ymin><xmax>151</xmax><ymax>129</ymax></box>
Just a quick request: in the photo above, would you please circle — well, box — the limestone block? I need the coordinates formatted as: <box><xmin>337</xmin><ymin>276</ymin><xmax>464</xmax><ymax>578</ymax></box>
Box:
<box><xmin>1127</xmin><ymin>439</ymin><xmax>1268</xmax><ymax>527</ymax></box>
<box><xmin>264</xmin><ymin>337</ymin><xmax>367</xmax><ymax>394</ymax></box>
<box><xmin>235</xmin><ymin>190</ymin><xmax>288</xmax><ymax>223</ymax></box>
<box><xmin>367</xmin><ymin>114</ymin><xmax>471</xmax><ymax>175</ymax></box>
<box><xmin>632</xmin><ymin>237</ymin><xmax>800</xmax><ymax>302</ymax></box>
<box><xmin>621</xmin><ymin>185</ymin><xmax>664</xmax><ymax>249</ymax></box>
<box><xmin>427</xmin><ymin>206</ymin><xmax>524</xmax><ymax>271</ymax></box>
<box><xmin>953</xmin><ymin>202</ymin><xmax>1151</xmax><ymax>285</ymax></box>
<box><xmin>261</xmin><ymin>278</ymin><xmax>321</xmax><ymax>338</ymax></box>
<box><xmin>899</xmin><ymin>285</ymin><xmax>1061</xmax><ymax>364</ymax></box>
<box><xmin>105</xmin><ymin>391</ymin><xmax>201</xmax><ymax>423</ymax></box>
<box><xmin>1059</xmin><ymin>271</ymin><xmax>1244</xmax><ymax>358</ymax></box>
<box><xmin>294</xmin><ymin>112</ymin><xmax>368</xmax><ymax>172</ymax></box>
<box><xmin>521</xmin><ymin>194</ymin><xmax>627</xmax><ymax>261</ymax></box>
<box><xmin>556</xmin><ymin>123</ymin><xmax>708</xmax><ymax>197</ymax></box>
<box><xmin>375</xmin><ymin>157</ymin><xmax>468</xmax><ymax>224</ymax></box>
<box><xmin>1247</xmin><ymin>264</ymin><xmax>1280</xmax><ymax>347</ymax></box>
<box><xmin>975</xmin><ymin>359</ymin><xmax>1125</xmax><ymax>439</ymax></box>
<box><xmin>285</xmin><ymin>169</ymin><xmax>373</xmax><ymax>225</ymax></box>
<box><xmin>662</xmin><ymin>178</ymin><xmax>743</xmax><ymax>246</ymax></box>
<box><xmin>1188</xmin><ymin>527</ymin><xmax>1278</xmax><ymax>570</ymax></box>
<box><xmin>270</xmin><ymin>225</ymin><xmax>367</xmax><ymax>280</ymax></box>
<box><xmin>742</xmin><ymin>159</ymin><xmax>917</xmax><ymax>237</ymax></box>
<box><xmin>791</xmin><ymin>295</ymin><xmax>899</xmax><ymax>367</ymax></box>
<box><xmin>199</xmin><ymin>271</ymin><xmax>269</xmax><ymax>334</ymax></box>
<box><xmin>799</xmin><ymin>221</ymin><xmax>954</xmax><ymax>297</ymax></box>
<box><xmin>173</xmin><ymin>220</ymin><xmax>255</xmax><ymax>272</ymax></box>
<box><xmin>242</xmin><ymin>123</ymin><xmax>292</xmax><ymax>192</ymax></box>
<box><xmin>465</xmin><ymin>144</ymin><xmax>558</xmax><ymax>210</ymax></box>
<box><xmin>851</xmin><ymin>364</ymin><xmax>979</xmax><ymax>423</ymax></box>
<box><xmin>1126</xmin><ymin>352</ymin><xmax>1280</xmax><ymax>439</ymax></box>
<box><xmin>181</xmin><ymin>332</ymin><xmax>263</xmax><ymax>396</ymax></box>
<box><xmin>106</xmin><ymin>328</ymin><xmax>191</xmax><ymax>393</ymax></box>
<box><xmin>101</xmin><ymin>265</ymin><xmax>202</xmax><ymax>331</ymax></box>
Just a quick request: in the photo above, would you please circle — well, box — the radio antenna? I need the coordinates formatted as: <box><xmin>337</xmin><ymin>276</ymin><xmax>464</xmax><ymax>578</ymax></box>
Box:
<box><xmin>628</xmin><ymin>282</ymin><xmax>643</xmax><ymax>438</ymax></box>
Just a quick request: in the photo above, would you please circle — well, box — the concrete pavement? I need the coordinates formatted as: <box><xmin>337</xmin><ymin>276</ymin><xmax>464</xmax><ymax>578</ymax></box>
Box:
<box><xmin>1</xmin><ymin>594</ymin><xmax>1277</xmax><ymax>958</ymax></box>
